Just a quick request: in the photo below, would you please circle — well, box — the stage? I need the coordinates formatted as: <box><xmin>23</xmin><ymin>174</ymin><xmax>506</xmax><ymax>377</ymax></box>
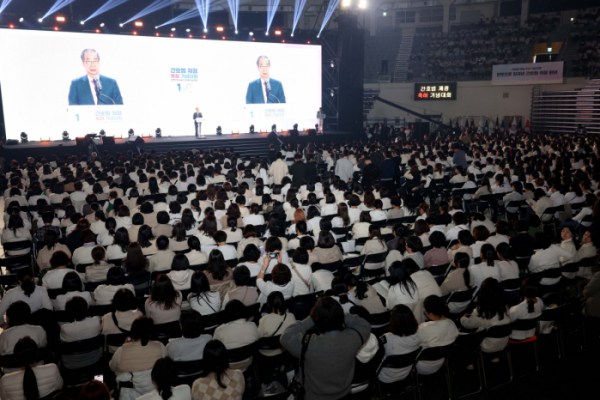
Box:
<box><xmin>2</xmin><ymin>131</ymin><xmax>362</xmax><ymax>163</ymax></box>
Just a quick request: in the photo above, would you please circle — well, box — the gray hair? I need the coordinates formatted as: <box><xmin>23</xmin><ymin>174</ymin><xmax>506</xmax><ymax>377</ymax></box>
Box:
<box><xmin>256</xmin><ymin>55</ymin><xmax>270</xmax><ymax>66</ymax></box>
<box><xmin>81</xmin><ymin>49</ymin><xmax>100</xmax><ymax>62</ymax></box>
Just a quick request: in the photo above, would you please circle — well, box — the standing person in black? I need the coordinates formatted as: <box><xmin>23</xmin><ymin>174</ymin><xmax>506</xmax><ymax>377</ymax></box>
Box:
<box><xmin>369</xmin><ymin>146</ymin><xmax>384</xmax><ymax>166</ymax></box>
<box><xmin>306</xmin><ymin>155</ymin><xmax>318</xmax><ymax>184</ymax></box>
<box><xmin>290</xmin><ymin>153</ymin><xmax>308</xmax><ymax>187</ymax></box>
<box><xmin>193</xmin><ymin>107</ymin><xmax>203</xmax><ymax>137</ymax></box>
<box><xmin>362</xmin><ymin>157</ymin><xmax>380</xmax><ymax>190</ymax></box>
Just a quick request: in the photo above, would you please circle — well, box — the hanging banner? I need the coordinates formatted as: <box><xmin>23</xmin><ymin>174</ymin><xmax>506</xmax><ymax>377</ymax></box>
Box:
<box><xmin>491</xmin><ymin>61</ymin><xmax>563</xmax><ymax>86</ymax></box>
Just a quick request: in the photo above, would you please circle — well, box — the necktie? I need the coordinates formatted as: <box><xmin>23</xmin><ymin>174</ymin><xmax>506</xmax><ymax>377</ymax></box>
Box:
<box><xmin>264</xmin><ymin>81</ymin><xmax>269</xmax><ymax>103</ymax></box>
<box><xmin>92</xmin><ymin>79</ymin><xmax>99</xmax><ymax>104</ymax></box>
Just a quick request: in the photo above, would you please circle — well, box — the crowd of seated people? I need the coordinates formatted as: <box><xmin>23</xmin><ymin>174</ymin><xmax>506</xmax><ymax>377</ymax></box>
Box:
<box><xmin>570</xmin><ymin>8</ymin><xmax>600</xmax><ymax>77</ymax></box>
<box><xmin>409</xmin><ymin>14</ymin><xmax>558</xmax><ymax>81</ymax></box>
<box><xmin>0</xmin><ymin>125</ymin><xmax>599</xmax><ymax>400</ymax></box>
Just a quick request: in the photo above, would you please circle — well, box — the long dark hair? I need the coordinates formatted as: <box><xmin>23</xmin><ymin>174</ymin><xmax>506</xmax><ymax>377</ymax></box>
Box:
<box><xmin>476</xmin><ymin>278</ymin><xmax>507</xmax><ymax>321</ymax></box>
<box><xmin>388</xmin><ymin>261</ymin><xmax>417</xmax><ymax>297</ymax></box>
<box><xmin>152</xmin><ymin>358</ymin><xmax>175</xmax><ymax>400</ymax></box>
<box><xmin>206</xmin><ymin>249</ymin><xmax>230</xmax><ymax>281</ymax></box>
<box><xmin>522</xmin><ymin>280</ymin><xmax>539</xmax><ymax>313</ymax></box>
<box><xmin>150</xmin><ymin>275</ymin><xmax>180</xmax><ymax>310</ymax></box>
<box><xmin>453</xmin><ymin>252</ymin><xmax>471</xmax><ymax>288</ymax></box>
<box><xmin>190</xmin><ymin>270</ymin><xmax>214</xmax><ymax>307</ymax></box>
<box><xmin>14</xmin><ymin>337</ymin><xmax>39</xmax><ymax>400</ymax></box>
<box><xmin>345</xmin><ymin>273</ymin><xmax>370</xmax><ymax>300</ymax></box>
<box><xmin>201</xmin><ymin>340</ymin><xmax>231</xmax><ymax>389</ymax></box>
<box><xmin>480</xmin><ymin>243</ymin><xmax>496</xmax><ymax>267</ymax></box>
<box><xmin>17</xmin><ymin>267</ymin><xmax>36</xmax><ymax>297</ymax></box>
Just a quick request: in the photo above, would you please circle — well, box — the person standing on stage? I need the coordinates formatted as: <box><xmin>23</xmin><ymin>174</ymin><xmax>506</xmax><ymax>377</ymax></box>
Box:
<box><xmin>193</xmin><ymin>108</ymin><xmax>203</xmax><ymax>137</ymax></box>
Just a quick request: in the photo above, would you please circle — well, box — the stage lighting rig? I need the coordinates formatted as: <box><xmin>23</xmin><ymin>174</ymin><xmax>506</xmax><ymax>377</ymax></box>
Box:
<box><xmin>80</xmin><ymin>21</ymin><xmax>84</xmax><ymax>25</ymax></box>
<box><xmin>20</xmin><ymin>132</ymin><xmax>28</xmax><ymax>143</ymax></box>
<box><xmin>249</xmin><ymin>125</ymin><xmax>255</xmax><ymax>134</ymax></box>
<box><xmin>155</xmin><ymin>128</ymin><xmax>162</xmax><ymax>138</ymax></box>
<box><xmin>62</xmin><ymin>131</ymin><xmax>69</xmax><ymax>140</ymax></box>
<box><xmin>19</xmin><ymin>18</ymin><xmax>24</xmax><ymax>22</ymax></box>
<box><xmin>358</xmin><ymin>0</ymin><xmax>367</xmax><ymax>9</ymax></box>
<box><xmin>216</xmin><ymin>126</ymin><xmax>222</xmax><ymax>135</ymax></box>
<box><xmin>100</xmin><ymin>23</ymin><xmax>105</xmax><ymax>27</ymax></box>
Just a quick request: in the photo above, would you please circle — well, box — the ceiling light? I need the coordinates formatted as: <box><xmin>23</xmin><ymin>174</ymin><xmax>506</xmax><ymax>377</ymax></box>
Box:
<box><xmin>119</xmin><ymin>23</ymin><xmax>123</xmax><ymax>27</ymax></box>
<box><xmin>274</xmin><ymin>30</ymin><xmax>281</xmax><ymax>35</ymax></box>
<box><xmin>249</xmin><ymin>32</ymin><xmax>254</xmax><ymax>36</ymax></box>
<box><xmin>19</xmin><ymin>17</ymin><xmax>24</xmax><ymax>22</ymax></box>
<box><xmin>186</xmin><ymin>28</ymin><xmax>190</xmax><ymax>32</ymax></box>
<box><xmin>171</xmin><ymin>27</ymin><xmax>176</xmax><ymax>31</ymax></box>
<box><xmin>80</xmin><ymin>21</ymin><xmax>84</xmax><ymax>25</ymax></box>
<box><xmin>100</xmin><ymin>23</ymin><xmax>105</xmax><ymax>27</ymax></box>
<box><xmin>134</xmin><ymin>21</ymin><xmax>143</xmax><ymax>27</ymax></box>
<box><xmin>216</xmin><ymin>26</ymin><xmax>224</xmax><ymax>32</ymax></box>
<box><xmin>56</xmin><ymin>16</ymin><xmax>66</xmax><ymax>22</ymax></box>
<box><xmin>38</xmin><ymin>18</ymin><xmax>43</xmax><ymax>22</ymax></box>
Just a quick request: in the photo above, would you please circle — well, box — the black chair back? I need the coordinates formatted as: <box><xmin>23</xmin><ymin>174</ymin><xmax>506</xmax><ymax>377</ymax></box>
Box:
<box><xmin>257</xmin><ymin>335</ymin><xmax>284</xmax><ymax>351</ymax></box>
<box><xmin>225</xmin><ymin>258</ymin><xmax>239</xmax><ymax>269</ymax></box>
<box><xmin>58</xmin><ymin>335</ymin><xmax>104</xmax><ymax>355</ymax></box>
<box><xmin>288</xmin><ymin>292</ymin><xmax>318</xmax><ymax>320</ymax></box>
<box><xmin>320</xmin><ymin>260</ymin><xmax>342</xmax><ymax>273</ymax></box>
<box><xmin>75</xmin><ymin>263</ymin><xmax>93</xmax><ymax>273</ymax></box>
<box><xmin>226</xmin><ymin>342</ymin><xmax>258</xmax><ymax>364</ymax></box>
<box><xmin>105</xmin><ymin>333</ymin><xmax>128</xmax><ymax>348</ymax></box>
<box><xmin>511</xmin><ymin>317</ymin><xmax>540</xmax><ymax>335</ymax></box>
<box><xmin>152</xmin><ymin>321</ymin><xmax>183</xmax><ymax>343</ymax></box>
<box><xmin>189</xmin><ymin>263</ymin><xmax>208</xmax><ymax>272</ymax></box>
<box><xmin>47</xmin><ymin>288</ymin><xmax>67</xmax><ymax>300</ymax></box>
<box><xmin>484</xmin><ymin>323</ymin><xmax>512</xmax><ymax>339</ymax></box>
<box><xmin>417</xmin><ymin>344</ymin><xmax>452</xmax><ymax>362</ymax></box>
<box><xmin>172</xmin><ymin>359</ymin><xmax>206</xmax><ymax>385</ymax></box>
<box><xmin>85</xmin><ymin>280</ymin><xmax>108</xmax><ymax>292</ymax></box>
<box><xmin>377</xmin><ymin>348</ymin><xmax>421</xmax><ymax>373</ymax></box>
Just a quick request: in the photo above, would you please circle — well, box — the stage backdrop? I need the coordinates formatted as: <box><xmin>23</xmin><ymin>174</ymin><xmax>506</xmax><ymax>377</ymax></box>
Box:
<box><xmin>0</xmin><ymin>29</ymin><xmax>321</xmax><ymax>140</ymax></box>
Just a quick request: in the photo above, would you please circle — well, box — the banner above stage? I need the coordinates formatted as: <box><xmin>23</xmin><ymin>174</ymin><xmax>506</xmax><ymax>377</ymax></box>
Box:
<box><xmin>491</xmin><ymin>61</ymin><xmax>563</xmax><ymax>86</ymax></box>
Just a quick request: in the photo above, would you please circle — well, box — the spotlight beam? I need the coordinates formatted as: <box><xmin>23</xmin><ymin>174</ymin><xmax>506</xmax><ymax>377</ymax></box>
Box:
<box><xmin>317</xmin><ymin>0</ymin><xmax>341</xmax><ymax>37</ymax></box>
<box><xmin>291</xmin><ymin>0</ymin><xmax>308</xmax><ymax>36</ymax></box>
<box><xmin>266</xmin><ymin>0</ymin><xmax>281</xmax><ymax>34</ymax></box>
<box><xmin>0</xmin><ymin>0</ymin><xmax>15</xmax><ymax>15</ymax></box>
<box><xmin>194</xmin><ymin>0</ymin><xmax>210</xmax><ymax>31</ymax></box>
<box><xmin>124</xmin><ymin>0</ymin><xmax>177</xmax><ymax>25</ymax></box>
<box><xmin>42</xmin><ymin>0</ymin><xmax>77</xmax><ymax>19</ymax></box>
<box><xmin>85</xmin><ymin>0</ymin><xmax>130</xmax><ymax>22</ymax></box>
<box><xmin>226</xmin><ymin>0</ymin><xmax>239</xmax><ymax>32</ymax></box>
<box><xmin>157</xmin><ymin>8</ymin><xmax>199</xmax><ymax>28</ymax></box>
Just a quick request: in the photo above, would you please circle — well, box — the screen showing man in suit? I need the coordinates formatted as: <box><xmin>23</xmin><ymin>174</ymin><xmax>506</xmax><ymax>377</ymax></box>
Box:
<box><xmin>68</xmin><ymin>49</ymin><xmax>124</xmax><ymax>106</ymax></box>
<box><xmin>245</xmin><ymin>56</ymin><xmax>286</xmax><ymax>104</ymax></box>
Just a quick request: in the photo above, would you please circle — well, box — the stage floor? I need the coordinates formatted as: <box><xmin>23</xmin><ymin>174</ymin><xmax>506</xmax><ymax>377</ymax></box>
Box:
<box><xmin>3</xmin><ymin>131</ymin><xmax>361</xmax><ymax>162</ymax></box>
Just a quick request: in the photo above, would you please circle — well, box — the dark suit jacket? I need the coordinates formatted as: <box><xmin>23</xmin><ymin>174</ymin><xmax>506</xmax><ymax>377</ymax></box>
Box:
<box><xmin>68</xmin><ymin>75</ymin><xmax>123</xmax><ymax>105</ymax></box>
<box><xmin>306</xmin><ymin>161</ymin><xmax>318</xmax><ymax>183</ymax></box>
<box><xmin>290</xmin><ymin>161</ymin><xmax>308</xmax><ymax>186</ymax></box>
<box><xmin>193</xmin><ymin>112</ymin><xmax>203</xmax><ymax>125</ymax></box>
<box><xmin>245</xmin><ymin>78</ymin><xmax>286</xmax><ymax>104</ymax></box>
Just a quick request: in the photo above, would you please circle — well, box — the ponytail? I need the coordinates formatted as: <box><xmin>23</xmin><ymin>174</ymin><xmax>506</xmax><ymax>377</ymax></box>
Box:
<box><xmin>355</xmin><ymin>280</ymin><xmax>369</xmax><ymax>300</ymax></box>
<box><xmin>17</xmin><ymin>268</ymin><xmax>36</xmax><ymax>297</ymax></box>
<box><xmin>454</xmin><ymin>253</ymin><xmax>471</xmax><ymax>288</ymax></box>
<box><xmin>522</xmin><ymin>280</ymin><xmax>539</xmax><ymax>314</ymax></box>
<box><xmin>14</xmin><ymin>338</ymin><xmax>39</xmax><ymax>400</ymax></box>
<box><xmin>527</xmin><ymin>298</ymin><xmax>535</xmax><ymax>313</ymax></box>
<box><xmin>152</xmin><ymin>358</ymin><xmax>174</xmax><ymax>400</ymax></box>
<box><xmin>480</xmin><ymin>244</ymin><xmax>496</xmax><ymax>267</ymax></box>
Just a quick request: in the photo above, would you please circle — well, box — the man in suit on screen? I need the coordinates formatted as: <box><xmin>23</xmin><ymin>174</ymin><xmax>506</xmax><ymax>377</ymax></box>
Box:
<box><xmin>245</xmin><ymin>55</ymin><xmax>286</xmax><ymax>104</ymax></box>
<box><xmin>68</xmin><ymin>49</ymin><xmax>124</xmax><ymax>106</ymax></box>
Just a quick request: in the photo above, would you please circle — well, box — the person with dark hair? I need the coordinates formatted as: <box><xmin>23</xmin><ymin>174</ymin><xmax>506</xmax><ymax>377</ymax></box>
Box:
<box><xmin>78</xmin><ymin>380</ymin><xmax>111</xmax><ymax>400</ymax></box>
<box><xmin>189</xmin><ymin>270</ymin><xmax>221</xmax><ymax>315</ymax></box>
<box><xmin>509</xmin><ymin>281</ymin><xmax>545</xmax><ymax>340</ymax></box>
<box><xmin>445</xmin><ymin>212</ymin><xmax>469</xmax><ymax>242</ymax></box>
<box><xmin>312</xmin><ymin>230</ymin><xmax>343</xmax><ymax>264</ymax></box>
<box><xmin>509</xmin><ymin>219</ymin><xmax>534</xmax><ymax>257</ymax></box>
<box><xmin>185</xmin><ymin>236</ymin><xmax>209</xmax><ymax>266</ymax></box>
<box><xmin>469</xmin><ymin>243</ymin><xmax>501</xmax><ymax>289</ymax></box>
<box><xmin>146</xmin><ymin>275</ymin><xmax>182</xmax><ymax>325</ymax></box>
<box><xmin>93</xmin><ymin>266</ymin><xmax>136</xmax><ymax>306</ymax></box>
<box><xmin>167</xmin><ymin>254</ymin><xmax>194</xmax><ymax>292</ymax></box>
<box><xmin>0</xmin><ymin>302</ymin><xmax>47</xmax><ymax>364</ymax></box>
<box><xmin>101</xmin><ymin>288</ymin><xmax>143</xmax><ymax>352</ymax></box>
<box><xmin>486</xmin><ymin>220</ymin><xmax>510</xmax><ymax>248</ymax></box>
<box><xmin>264</xmin><ymin>236</ymin><xmax>290</xmax><ymax>272</ymax></box>
<box><xmin>153</xmin><ymin>211</ymin><xmax>174</xmax><ymax>238</ymax></box>
<box><xmin>385</xmin><ymin>261</ymin><xmax>419</xmax><ymax>310</ymax></box>
<box><xmin>85</xmin><ymin>246</ymin><xmax>114</xmax><ymax>282</ymax></box>
<box><xmin>258</xmin><ymin>292</ymin><xmax>297</xmax><ymax>356</ymax></box>
<box><xmin>424</xmin><ymin>230</ymin><xmax>448</xmax><ymax>268</ymax></box>
<box><xmin>289</xmin><ymin>247</ymin><xmax>313</xmax><ymax>296</ymax></box>
<box><xmin>191</xmin><ymin>340</ymin><xmax>245</xmax><ymax>400</ymax></box>
<box><xmin>0</xmin><ymin>337</ymin><xmax>63</xmax><ymax>400</ymax></box>
<box><xmin>71</xmin><ymin>228</ymin><xmax>97</xmax><ymax>266</ymax></box>
<box><xmin>1</xmin><ymin>214</ymin><xmax>32</xmax><ymax>255</ymax></box>
<box><xmin>447</xmin><ymin>229</ymin><xmax>475</xmax><ymax>262</ymax></box>
<box><xmin>0</xmin><ymin>268</ymin><xmax>52</xmax><ymax>327</ymax></box>
<box><xmin>36</xmin><ymin>228</ymin><xmax>71</xmax><ymax>270</ymax></box>
<box><xmin>528</xmin><ymin>232</ymin><xmax>573</xmax><ymax>285</ymax></box>
<box><xmin>166</xmin><ymin>311</ymin><xmax>212</xmax><ymax>362</ymax></box>
<box><xmin>416</xmin><ymin>295</ymin><xmax>458</xmax><ymax>375</ymax></box>
<box><xmin>378</xmin><ymin>304</ymin><xmax>420</xmax><ymax>383</ymax></box>
<box><xmin>280</xmin><ymin>297</ymin><xmax>371</xmax><ymax>400</ymax></box>
<box><xmin>139</xmin><ymin>357</ymin><xmax>192</xmax><ymax>400</ymax></box>
<box><xmin>345</xmin><ymin>274</ymin><xmax>386</xmax><ymax>314</ymax></box>
<box><xmin>235</xmin><ymin>225</ymin><xmax>264</xmax><ymax>259</ymax></box>
<box><xmin>109</xmin><ymin>316</ymin><xmax>168</xmax><ymax>400</ymax></box>
<box><xmin>222</xmin><ymin>266</ymin><xmax>259</xmax><ymax>307</ymax></box>
<box><xmin>496</xmin><ymin>242</ymin><xmax>519</xmax><ymax>281</ymax></box>
<box><xmin>461</xmin><ymin>278</ymin><xmax>510</xmax><ymax>353</ymax></box>
<box><xmin>361</xmin><ymin>225</ymin><xmax>387</xmax><ymax>257</ymax></box>
<box><xmin>149</xmin><ymin>235</ymin><xmax>176</xmax><ymax>273</ymax></box>
<box><xmin>213</xmin><ymin>300</ymin><xmax>260</xmax><ymax>370</ymax></box>
<box><xmin>60</xmin><ymin>296</ymin><xmax>102</xmax><ymax>368</ymax></box>
<box><xmin>213</xmin><ymin>231</ymin><xmax>237</xmax><ymax>260</ymax></box>
<box><xmin>351</xmin><ymin>211</ymin><xmax>372</xmax><ymax>241</ymax></box>
<box><xmin>257</xmin><ymin>256</ymin><xmax>295</xmax><ymax>303</ymax></box>
<box><xmin>55</xmin><ymin>271</ymin><xmax>93</xmax><ymax>310</ymax></box>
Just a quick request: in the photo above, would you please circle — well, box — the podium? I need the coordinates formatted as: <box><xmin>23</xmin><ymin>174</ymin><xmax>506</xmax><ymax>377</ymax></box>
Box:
<box><xmin>317</xmin><ymin>113</ymin><xmax>326</xmax><ymax>133</ymax></box>
<box><xmin>195</xmin><ymin>117</ymin><xmax>205</xmax><ymax>138</ymax></box>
